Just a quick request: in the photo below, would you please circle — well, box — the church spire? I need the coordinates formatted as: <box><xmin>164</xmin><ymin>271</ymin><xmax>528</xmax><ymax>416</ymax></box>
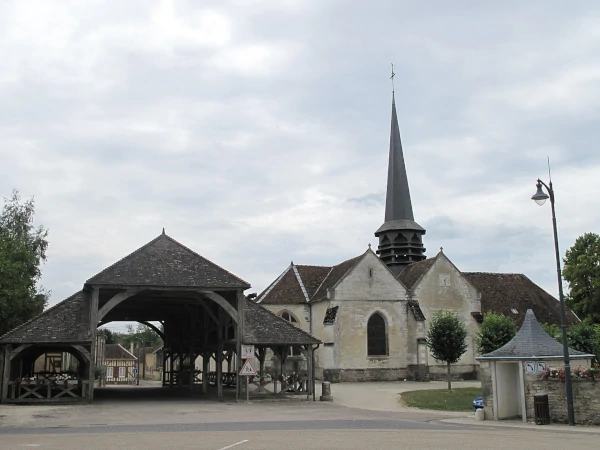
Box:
<box><xmin>375</xmin><ymin>87</ymin><xmax>426</xmax><ymax>275</ymax></box>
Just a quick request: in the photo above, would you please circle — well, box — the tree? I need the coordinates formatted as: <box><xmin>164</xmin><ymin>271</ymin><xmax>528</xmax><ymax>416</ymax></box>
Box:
<box><xmin>426</xmin><ymin>310</ymin><xmax>468</xmax><ymax>390</ymax></box>
<box><xmin>541</xmin><ymin>322</ymin><xmax>562</xmax><ymax>341</ymax></box>
<box><xmin>475</xmin><ymin>313</ymin><xmax>517</xmax><ymax>355</ymax></box>
<box><xmin>567</xmin><ymin>322</ymin><xmax>600</xmax><ymax>363</ymax></box>
<box><xmin>0</xmin><ymin>190</ymin><xmax>49</xmax><ymax>336</ymax></box>
<box><xmin>563</xmin><ymin>232</ymin><xmax>600</xmax><ymax>324</ymax></box>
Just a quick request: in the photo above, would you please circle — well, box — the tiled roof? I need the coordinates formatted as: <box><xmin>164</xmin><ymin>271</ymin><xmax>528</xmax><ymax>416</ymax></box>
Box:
<box><xmin>311</xmin><ymin>255</ymin><xmax>362</xmax><ymax>302</ymax></box>
<box><xmin>479</xmin><ymin>309</ymin><xmax>591</xmax><ymax>359</ymax></box>
<box><xmin>463</xmin><ymin>272</ymin><xmax>579</xmax><ymax>327</ymax></box>
<box><xmin>397</xmin><ymin>257</ymin><xmax>436</xmax><ymax>289</ymax></box>
<box><xmin>257</xmin><ymin>264</ymin><xmax>333</xmax><ymax>305</ymax></box>
<box><xmin>257</xmin><ymin>266</ymin><xmax>308</xmax><ymax>305</ymax></box>
<box><xmin>132</xmin><ymin>345</ymin><xmax>161</xmax><ymax>359</ymax></box>
<box><xmin>86</xmin><ymin>233</ymin><xmax>250</xmax><ymax>289</ymax></box>
<box><xmin>244</xmin><ymin>299</ymin><xmax>320</xmax><ymax>345</ymax></box>
<box><xmin>105</xmin><ymin>344</ymin><xmax>137</xmax><ymax>360</ymax></box>
<box><xmin>0</xmin><ymin>292</ymin><xmax>91</xmax><ymax>344</ymax></box>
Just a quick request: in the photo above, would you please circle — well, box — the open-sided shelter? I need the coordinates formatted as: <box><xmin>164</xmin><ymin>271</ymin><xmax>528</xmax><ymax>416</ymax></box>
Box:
<box><xmin>0</xmin><ymin>231</ymin><xmax>320</xmax><ymax>404</ymax></box>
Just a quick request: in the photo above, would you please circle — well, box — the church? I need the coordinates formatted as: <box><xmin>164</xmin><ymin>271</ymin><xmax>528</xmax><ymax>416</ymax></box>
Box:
<box><xmin>255</xmin><ymin>93</ymin><xmax>578</xmax><ymax>383</ymax></box>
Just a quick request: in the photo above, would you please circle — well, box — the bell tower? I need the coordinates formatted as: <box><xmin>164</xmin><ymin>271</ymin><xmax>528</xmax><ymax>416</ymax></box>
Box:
<box><xmin>374</xmin><ymin>92</ymin><xmax>426</xmax><ymax>275</ymax></box>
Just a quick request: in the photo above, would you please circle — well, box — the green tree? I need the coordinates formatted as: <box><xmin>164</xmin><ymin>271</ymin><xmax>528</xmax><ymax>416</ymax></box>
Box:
<box><xmin>475</xmin><ymin>313</ymin><xmax>517</xmax><ymax>355</ymax></box>
<box><xmin>0</xmin><ymin>190</ymin><xmax>49</xmax><ymax>336</ymax></box>
<box><xmin>567</xmin><ymin>322</ymin><xmax>600</xmax><ymax>363</ymax></box>
<box><xmin>541</xmin><ymin>322</ymin><xmax>562</xmax><ymax>341</ymax></box>
<box><xmin>426</xmin><ymin>310</ymin><xmax>468</xmax><ymax>390</ymax></box>
<box><xmin>563</xmin><ymin>232</ymin><xmax>600</xmax><ymax>324</ymax></box>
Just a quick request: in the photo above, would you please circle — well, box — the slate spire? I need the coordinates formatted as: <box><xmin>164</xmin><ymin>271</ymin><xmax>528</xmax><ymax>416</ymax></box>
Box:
<box><xmin>385</xmin><ymin>93</ymin><xmax>414</xmax><ymax>222</ymax></box>
<box><xmin>375</xmin><ymin>93</ymin><xmax>426</xmax><ymax>275</ymax></box>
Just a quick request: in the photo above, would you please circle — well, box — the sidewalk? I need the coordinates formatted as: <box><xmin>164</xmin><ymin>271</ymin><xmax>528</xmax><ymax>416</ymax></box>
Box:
<box><xmin>440</xmin><ymin>417</ymin><xmax>600</xmax><ymax>434</ymax></box>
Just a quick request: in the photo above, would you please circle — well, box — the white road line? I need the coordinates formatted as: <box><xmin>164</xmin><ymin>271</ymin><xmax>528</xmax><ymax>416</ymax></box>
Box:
<box><xmin>217</xmin><ymin>440</ymin><xmax>249</xmax><ymax>450</ymax></box>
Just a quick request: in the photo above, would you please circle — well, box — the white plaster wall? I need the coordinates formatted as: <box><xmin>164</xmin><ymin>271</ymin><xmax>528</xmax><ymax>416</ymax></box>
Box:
<box><xmin>261</xmin><ymin>304</ymin><xmax>310</xmax><ymax>332</ymax></box>
<box><xmin>496</xmin><ymin>362</ymin><xmax>520</xmax><ymax>419</ymax></box>
<box><xmin>414</xmin><ymin>254</ymin><xmax>481</xmax><ymax>371</ymax></box>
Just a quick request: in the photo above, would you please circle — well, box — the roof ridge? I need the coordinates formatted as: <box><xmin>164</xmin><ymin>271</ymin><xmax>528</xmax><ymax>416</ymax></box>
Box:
<box><xmin>161</xmin><ymin>234</ymin><xmax>250</xmax><ymax>287</ymax></box>
<box><xmin>117</xmin><ymin>343</ymin><xmax>138</xmax><ymax>360</ymax></box>
<box><xmin>291</xmin><ymin>264</ymin><xmax>310</xmax><ymax>303</ymax></box>
<box><xmin>0</xmin><ymin>291</ymin><xmax>83</xmax><ymax>342</ymax></box>
<box><xmin>310</xmin><ymin>267</ymin><xmax>334</xmax><ymax>301</ymax></box>
<box><xmin>256</xmin><ymin>264</ymin><xmax>292</xmax><ymax>304</ymax></box>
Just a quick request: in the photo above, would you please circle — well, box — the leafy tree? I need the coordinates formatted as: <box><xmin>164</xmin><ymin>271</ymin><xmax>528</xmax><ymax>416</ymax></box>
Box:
<box><xmin>567</xmin><ymin>322</ymin><xmax>600</xmax><ymax>363</ymax></box>
<box><xmin>475</xmin><ymin>313</ymin><xmax>517</xmax><ymax>355</ymax></box>
<box><xmin>426</xmin><ymin>310</ymin><xmax>468</xmax><ymax>390</ymax></box>
<box><xmin>0</xmin><ymin>190</ymin><xmax>49</xmax><ymax>336</ymax></box>
<box><xmin>563</xmin><ymin>232</ymin><xmax>600</xmax><ymax>324</ymax></box>
<box><xmin>99</xmin><ymin>328</ymin><xmax>118</xmax><ymax>344</ymax></box>
<box><xmin>541</xmin><ymin>322</ymin><xmax>562</xmax><ymax>341</ymax></box>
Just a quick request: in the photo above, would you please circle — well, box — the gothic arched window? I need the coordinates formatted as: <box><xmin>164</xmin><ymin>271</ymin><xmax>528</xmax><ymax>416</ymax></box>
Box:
<box><xmin>280</xmin><ymin>311</ymin><xmax>298</xmax><ymax>324</ymax></box>
<box><xmin>367</xmin><ymin>313</ymin><xmax>387</xmax><ymax>356</ymax></box>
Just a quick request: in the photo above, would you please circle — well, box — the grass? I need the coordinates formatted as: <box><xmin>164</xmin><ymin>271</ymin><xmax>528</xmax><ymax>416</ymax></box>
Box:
<box><xmin>399</xmin><ymin>387</ymin><xmax>482</xmax><ymax>412</ymax></box>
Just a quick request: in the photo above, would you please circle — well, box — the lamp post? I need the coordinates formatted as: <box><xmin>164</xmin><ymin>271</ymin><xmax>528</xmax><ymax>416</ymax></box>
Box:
<box><xmin>531</xmin><ymin>178</ymin><xmax>575</xmax><ymax>426</ymax></box>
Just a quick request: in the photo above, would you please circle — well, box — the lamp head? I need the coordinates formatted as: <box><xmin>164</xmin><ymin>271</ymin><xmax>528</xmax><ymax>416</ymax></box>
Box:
<box><xmin>531</xmin><ymin>181</ymin><xmax>549</xmax><ymax>206</ymax></box>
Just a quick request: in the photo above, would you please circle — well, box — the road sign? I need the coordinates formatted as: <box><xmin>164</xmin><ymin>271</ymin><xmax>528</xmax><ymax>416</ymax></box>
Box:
<box><xmin>241</xmin><ymin>345</ymin><xmax>254</xmax><ymax>359</ymax></box>
<box><xmin>239</xmin><ymin>359</ymin><xmax>257</xmax><ymax>376</ymax></box>
<box><xmin>133</xmin><ymin>368</ymin><xmax>138</xmax><ymax>375</ymax></box>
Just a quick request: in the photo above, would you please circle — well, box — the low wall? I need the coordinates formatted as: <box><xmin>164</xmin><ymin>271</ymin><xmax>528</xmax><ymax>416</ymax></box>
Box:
<box><xmin>525</xmin><ymin>379</ymin><xmax>600</xmax><ymax>424</ymax></box>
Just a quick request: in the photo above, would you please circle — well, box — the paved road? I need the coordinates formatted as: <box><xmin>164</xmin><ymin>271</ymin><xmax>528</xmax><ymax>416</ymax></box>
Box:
<box><xmin>1</xmin><ymin>428</ymin><xmax>599</xmax><ymax>450</ymax></box>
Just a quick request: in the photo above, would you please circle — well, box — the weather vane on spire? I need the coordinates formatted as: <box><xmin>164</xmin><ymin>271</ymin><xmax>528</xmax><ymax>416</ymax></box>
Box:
<box><xmin>390</xmin><ymin>63</ymin><xmax>395</xmax><ymax>93</ymax></box>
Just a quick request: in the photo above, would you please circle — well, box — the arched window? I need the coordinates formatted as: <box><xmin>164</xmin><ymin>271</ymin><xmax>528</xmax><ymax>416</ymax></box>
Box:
<box><xmin>279</xmin><ymin>311</ymin><xmax>300</xmax><ymax>356</ymax></box>
<box><xmin>367</xmin><ymin>313</ymin><xmax>387</xmax><ymax>356</ymax></box>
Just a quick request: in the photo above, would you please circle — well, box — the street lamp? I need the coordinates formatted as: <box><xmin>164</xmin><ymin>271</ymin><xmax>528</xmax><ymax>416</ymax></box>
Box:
<box><xmin>531</xmin><ymin>178</ymin><xmax>575</xmax><ymax>426</ymax></box>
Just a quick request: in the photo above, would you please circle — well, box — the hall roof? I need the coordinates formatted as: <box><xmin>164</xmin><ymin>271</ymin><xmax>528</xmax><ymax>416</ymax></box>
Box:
<box><xmin>478</xmin><ymin>309</ymin><xmax>592</xmax><ymax>359</ymax></box>
<box><xmin>86</xmin><ymin>232</ymin><xmax>250</xmax><ymax>289</ymax></box>
<box><xmin>0</xmin><ymin>292</ymin><xmax>90</xmax><ymax>345</ymax></box>
<box><xmin>243</xmin><ymin>299</ymin><xmax>320</xmax><ymax>345</ymax></box>
<box><xmin>397</xmin><ymin>257</ymin><xmax>436</xmax><ymax>289</ymax></box>
<box><xmin>463</xmin><ymin>272</ymin><xmax>579</xmax><ymax>327</ymax></box>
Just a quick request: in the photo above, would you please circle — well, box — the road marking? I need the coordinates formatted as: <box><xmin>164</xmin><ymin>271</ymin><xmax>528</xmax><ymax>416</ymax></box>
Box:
<box><xmin>217</xmin><ymin>440</ymin><xmax>249</xmax><ymax>450</ymax></box>
<box><xmin>21</xmin><ymin>445</ymin><xmax>41</xmax><ymax>447</ymax></box>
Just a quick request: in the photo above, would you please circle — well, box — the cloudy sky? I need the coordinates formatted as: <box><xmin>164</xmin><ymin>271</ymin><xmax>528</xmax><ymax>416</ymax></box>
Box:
<box><xmin>1</xmin><ymin>1</ymin><xmax>599</xmax><ymax>330</ymax></box>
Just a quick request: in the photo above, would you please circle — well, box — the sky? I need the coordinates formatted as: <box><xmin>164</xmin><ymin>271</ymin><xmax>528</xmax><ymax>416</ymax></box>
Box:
<box><xmin>1</xmin><ymin>1</ymin><xmax>599</xmax><ymax>332</ymax></box>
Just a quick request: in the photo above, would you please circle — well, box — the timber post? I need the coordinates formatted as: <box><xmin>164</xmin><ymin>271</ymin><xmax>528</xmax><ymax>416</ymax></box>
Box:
<box><xmin>88</xmin><ymin>288</ymin><xmax>99</xmax><ymax>402</ymax></box>
<box><xmin>1</xmin><ymin>345</ymin><xmax>11</xmax><ymax>404</ymax></box>
<box><xmin>236</xmin><ymin>290</ymin><xmax>245</xmax><ymax>403</ymax></box>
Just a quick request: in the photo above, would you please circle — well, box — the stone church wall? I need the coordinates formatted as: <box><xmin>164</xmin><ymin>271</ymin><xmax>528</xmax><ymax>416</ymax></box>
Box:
<box><xmin>413</xmin><ymin>254</ymin><xmax>481</xmax><ymax>379</ymax></box>
<box><xmin>322</xmin><ymin>252</ymin><xmax>410</xmax><ymax>382</ymax></box>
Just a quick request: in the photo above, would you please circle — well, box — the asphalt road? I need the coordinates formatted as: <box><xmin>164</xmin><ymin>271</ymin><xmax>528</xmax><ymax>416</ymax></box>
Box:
<box><xmin>2</xmin><ymin>428</ymin><xmax>599</xmax><ymax>450</ymax></box>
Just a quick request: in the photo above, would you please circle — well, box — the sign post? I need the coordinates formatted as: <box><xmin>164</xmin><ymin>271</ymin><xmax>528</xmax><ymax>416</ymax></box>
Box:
<box><xmin>239</xmin><ymin>359</ymin><xmax>257</xmax><ymax>403</ymax></box>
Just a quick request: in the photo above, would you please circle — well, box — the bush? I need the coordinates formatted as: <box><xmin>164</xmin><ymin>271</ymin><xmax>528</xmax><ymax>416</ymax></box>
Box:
<box><xmin>476</xmin><ymin>313</ymin><xmax>517</xmax><ymax>355</ymax></box>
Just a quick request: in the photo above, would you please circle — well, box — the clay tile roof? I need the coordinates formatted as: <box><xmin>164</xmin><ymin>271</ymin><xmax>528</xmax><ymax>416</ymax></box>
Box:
<box><xmin>397</xmin><ymin>257</ymin><xmax>436</xmax><ymax>289</ymax></box>
<box><xmin>0</xmin><ymin>292</ymin><xmax>91</xmax><ymax>344</ymax></box>
<box><xmin>479</xmin><ymin>309</ymin><xmax>591</xmax><ymax>359</ymax></box>
<box><xmin>257</xmin><ymin>264</ymin><xmax>332</xmax><ymax>305</ymax></box>
<box><xmin>243</xmin><ymin>299</ymin><xmax>320</xmax><ymax>345</ymax></box>
<box><xmin>105</xmin><ymin>344</ymin><xmax>137</xmax><ymax>360</ymax></box>
<box><xmin>311</xmin><ymin>255</ymin><xmax>362</xmax><ymax>302</ymax></box>
<box><xmin>86</xmin><ymin>233</ymin><xmax>250</xmax><ymax>289</ymax></box>
<box><xmin>463</xmin><ymin>272</ymin><xmax>579</xmax><ymax>327</ymax></box>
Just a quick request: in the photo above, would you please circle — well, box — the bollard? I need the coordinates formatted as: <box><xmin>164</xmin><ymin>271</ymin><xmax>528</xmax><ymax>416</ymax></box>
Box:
<box><xmin>320</xmin><ymin>381</ymin><xmax>333</xmax><ymax>401</ymax></box>
<box><xmin>474</xmin><ymin>409</ymin><xmax>485</xmax><ymax>421</ymax></box>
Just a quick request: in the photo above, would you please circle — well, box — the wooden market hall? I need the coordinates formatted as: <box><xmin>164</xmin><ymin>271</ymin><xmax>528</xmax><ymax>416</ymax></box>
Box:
<box><xmin>0</xmin><ymin>231</ymin><xmax>320</xmax><ymax>404</ymax></box>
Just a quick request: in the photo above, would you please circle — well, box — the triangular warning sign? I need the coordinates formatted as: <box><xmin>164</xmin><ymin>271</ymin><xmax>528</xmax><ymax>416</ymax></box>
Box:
<box><xmin>239</xmin><ymin>359</ymin><xmax>257</xmax><ymax>376</ymax></box>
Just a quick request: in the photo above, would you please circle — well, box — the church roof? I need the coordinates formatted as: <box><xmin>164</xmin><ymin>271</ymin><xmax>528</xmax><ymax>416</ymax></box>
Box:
<box><xmin>384</xmin><ymin>94</ymin><xmax>415</xmax><ymax>223</ymax></box>
<box><xmin>243</xmin><ymin>299</ymin><xmax>320</xmax><ymax>345</ymax></box>
<box><xmin>463</xmin><ymin>272</ymin><xmax>579</xmax><ymax>327</ymax></box>
<box><xmin>0</xmin><ymin>292</ymin><xmax>91</xmax><ymax>344</ymax></box>
<box><xmin>105</xmin><ymin>344</ymin><xmax>137</xmax><ymax>360</ymax></box>
<box><xmin>256</xmin><ymin>264</ymin><xmax>332</xmax><ymax>305</ymax></box>
<box><xmin>397</xmin><ymin>257</ymin><xmax>436</xmax><ymax>289</ymax></box>
<box><xmin>86</xmin><ymin>232</ymin><xmax>250</xmax><ymax>289</ymax></box>
<box><xmin>311</xmin><ymin>255</ymin><xmax>362</xmax><ymax>302</ymax></box>
<box><xmin>479</xmin><ymin>309</ymin><xmax>591</xmax><ymax>359</ymax></box>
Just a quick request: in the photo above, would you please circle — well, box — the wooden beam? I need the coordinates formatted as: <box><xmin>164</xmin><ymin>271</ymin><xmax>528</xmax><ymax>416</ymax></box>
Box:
<box><xmin>72</xmin><ymin>345</ymin><xmax>91</xmax><ymax>362</ymax></box>
<box><xmin>1</xmin><ymin>345</ymin><xmax>11</xmax><ymax>404</ymax></box>
<box><xmin>97</xmin><ymin>288</ymin><xmax>144</xmax><ymax>321</ymax></box>
<box><xmin>88</xmin><ymin>288</ymin><xmax>99</xmax><ymax>402</ymax></box>
<box><xmin>9</xmin><ymin>344</ymin><xmax>33</xmax><ymax>361</ymax></box>
<box><xmin>196</xmin><ymin>291</ymin><xmax>239</xmax><ymax>324</ymax></box>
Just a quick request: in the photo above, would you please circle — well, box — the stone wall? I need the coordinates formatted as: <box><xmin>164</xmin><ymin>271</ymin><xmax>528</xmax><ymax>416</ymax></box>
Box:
<box><xmin>525</xmin><ymin>378</ymin><xmax>600</xmax><ymax>424</ymax></box>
